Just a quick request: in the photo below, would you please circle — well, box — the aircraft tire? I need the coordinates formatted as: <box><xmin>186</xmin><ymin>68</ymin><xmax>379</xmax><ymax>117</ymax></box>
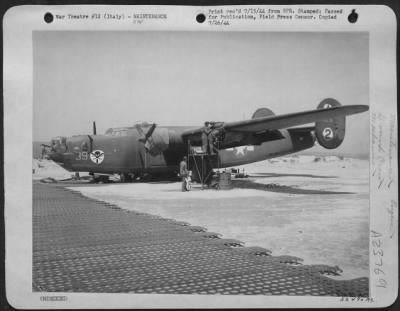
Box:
<box><xmin>120</xmin><ymin>173</ymin><xmax>126</xmax><ymax>183</ymax></box>
<box><xmin>98</xmin><ymin>176</ymin><xmax>109</xmax><ymax>184</ymax></box>
<box><xmin>141</xmin><ymin>173</ymin><xmax>152</xmax><ymax>181</ymax></box>
<box><xmin>120</xmin><ymin>173</ymin><xmax>134</xmax><ymax>183</ymax></box>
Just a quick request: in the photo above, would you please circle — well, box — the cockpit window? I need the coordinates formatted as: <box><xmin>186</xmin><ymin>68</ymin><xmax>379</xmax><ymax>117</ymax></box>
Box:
<box><xmin>105</xmin><ymin>123</ymin><xmax>156</xmax><ymax>136</ymax></box>
<box><xmin>105</xmin><ymin>128</ymin><xmax>129</xmax><ymax>136</ymax></box>
<box><xmin>50</xmin><ymin>136</ymin><xmax>68</xmax><ymax>153</ymax></box>
<box><xmin>134</xmin><ymin>121</ymin><xmax>154</xmax><ymax>128</ymax></box>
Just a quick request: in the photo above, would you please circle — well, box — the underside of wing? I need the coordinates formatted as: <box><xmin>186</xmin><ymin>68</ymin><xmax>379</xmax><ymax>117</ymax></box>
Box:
<box><xmin>182</xmin><ymin>103</ymin><xmax>368</xmax><ymax>150</ymax></box>
<box><xmin>224</xmin><ymin>105</ymin><xmax>368</xmax><ymax>133</ymax></box>
<box><xmin>182</xmin><ymin>105</ymin><xmax>368</xmax><ymax>139</ymax></box>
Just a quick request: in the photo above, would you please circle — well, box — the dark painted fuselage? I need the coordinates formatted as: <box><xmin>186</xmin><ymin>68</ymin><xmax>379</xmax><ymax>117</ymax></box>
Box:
<box><xmin>50</xmin><ymin>125</ymin><xmax>316</xmax><ymax>175</ymax></box>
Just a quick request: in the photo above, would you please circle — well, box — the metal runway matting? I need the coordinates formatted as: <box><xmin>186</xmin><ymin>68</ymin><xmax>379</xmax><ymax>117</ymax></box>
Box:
<box><xmin>33</xmin><ymin>182</ymin><xmax>369</xmax><ymax>296</ymax></box>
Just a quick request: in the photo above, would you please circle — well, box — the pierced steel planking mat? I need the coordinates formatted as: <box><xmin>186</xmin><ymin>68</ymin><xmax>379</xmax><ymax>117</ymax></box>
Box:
<box><xmin>33</xmin><ymin>182</ymin><xmax>369</xmax><ymax>296</ymax></box>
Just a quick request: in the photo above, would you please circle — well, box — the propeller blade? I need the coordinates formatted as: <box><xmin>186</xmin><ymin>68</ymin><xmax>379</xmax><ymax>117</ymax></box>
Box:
<box><xmin>145</xmin><ymin>123</ymin><xmax>157</xmax><ymax>140</ymax></box>
<box><xmin>135</xmin><ymin>123</ymin><xmax>162</xmax><ymax>155</ymax></box>
<box><xmin>88</xmin><ymin>135</ymin><xmax>94</xmax><ymax>152</ymax></box>
<box><xmin>135</xmin><ymin>124</ymin><xmax>145</xmax><ymax>137</ymax></box>
<box><xmin>144</xmin><ymin>141</ymin><xmax>152</xmax><ymax>151</ymax></box>
<box><xmin>136</xmin><ymin>123</ymin><xmax>157</xmax><ymax>143</ymax></box>
<box><xmin>93</xmin><ymin>121</ymin><xmax>97</xmax><ymax>135</ymax></box>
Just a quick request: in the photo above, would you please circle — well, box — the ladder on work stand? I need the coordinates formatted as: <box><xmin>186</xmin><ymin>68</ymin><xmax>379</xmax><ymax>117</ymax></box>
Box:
<box><xmin>187</xmin><ymin>140</ymin><xmax>220</xmax><ymax>190</ymax></box>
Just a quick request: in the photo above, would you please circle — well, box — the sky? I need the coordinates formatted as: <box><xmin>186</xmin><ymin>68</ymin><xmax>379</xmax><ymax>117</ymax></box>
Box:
<box><xmin>33</xmin><ymin>31</ymin><xmax>369</xmax><ymax>154</ymax></box>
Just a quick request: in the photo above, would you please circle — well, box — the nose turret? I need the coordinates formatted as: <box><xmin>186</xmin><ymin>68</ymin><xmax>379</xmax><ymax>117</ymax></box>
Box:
<box><xmin>48</xmin><ymin>136</ymin><xmax>67</xmax><ymax>164</ymax></box>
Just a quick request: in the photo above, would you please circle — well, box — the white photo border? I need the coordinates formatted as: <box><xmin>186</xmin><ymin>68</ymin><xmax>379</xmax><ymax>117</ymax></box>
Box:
<box><xmin>3</xmin><ymin>5</ymin><xmax>398</xmax><ymax>309</ymax></box>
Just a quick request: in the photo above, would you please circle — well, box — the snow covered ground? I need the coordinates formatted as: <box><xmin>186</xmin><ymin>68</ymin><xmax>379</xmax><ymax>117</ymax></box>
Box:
<box><xmin>33</xmin><ymin>155</ymin><xmax>370</xmax><ymax>280</ymax></box>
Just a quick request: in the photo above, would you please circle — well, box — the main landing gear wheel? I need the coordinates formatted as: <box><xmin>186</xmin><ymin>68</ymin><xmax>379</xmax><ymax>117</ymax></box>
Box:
<box><xmin>142</xmin><ymin>173</ymin><xmax>152</xmax><ymax>181</ymax></box>
<box><xmin>120</xmin><ymin>173</ymin><xmax>135</xmax><ymax>183</ymax></box>
<box><xmin>120</xmin><ymin>173</ymin><xmax>127</xmax><ymax>183</ymax></box>
<box><xmin>91</xmin><ymin>175</ymin><xmax>109</xmax><ymax>184</ymax></box>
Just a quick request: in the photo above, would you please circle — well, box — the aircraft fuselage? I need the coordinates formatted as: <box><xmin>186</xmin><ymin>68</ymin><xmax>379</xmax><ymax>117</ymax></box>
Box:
<box><xmin>49</xmin><ymin>125</ymin><xmax>315</xmax><ymax>176</ymax></box>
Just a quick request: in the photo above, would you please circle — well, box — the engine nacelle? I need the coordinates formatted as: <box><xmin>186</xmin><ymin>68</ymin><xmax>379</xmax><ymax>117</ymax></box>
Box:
<box><xmin>145</xmin><ymin>128</ymin><xmax>170</xmax><ymax>155</ymax></box>
<box><xmin>315</xmin><ymin>98</ymin><xmax>345</xmax><ymax>149</ymax></box>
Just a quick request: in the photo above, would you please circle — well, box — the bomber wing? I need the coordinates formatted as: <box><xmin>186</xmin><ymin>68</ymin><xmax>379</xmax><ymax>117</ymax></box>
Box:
<box><xmin>182</xmin><ymin>105</ymin><xmax>368</xmax><ymax>137</ymax></box>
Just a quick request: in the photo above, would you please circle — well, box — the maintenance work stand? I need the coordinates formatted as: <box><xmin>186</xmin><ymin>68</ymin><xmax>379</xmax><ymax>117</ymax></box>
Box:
<box><xmin>187</xmin><ymin>139</ymin><xmax>221</xmax><ymax>189</ymax></box>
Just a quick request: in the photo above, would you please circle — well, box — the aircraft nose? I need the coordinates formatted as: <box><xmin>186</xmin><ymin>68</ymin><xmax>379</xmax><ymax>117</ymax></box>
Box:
<box><xmin>47</xmin><ymin>136</ymin><xmax>67</xmax><ymax>164</ymax></box>
<box><xmin>48</xmin><ymin>149</ymin><xmax>64</xmax><ymax>163</ymax></box>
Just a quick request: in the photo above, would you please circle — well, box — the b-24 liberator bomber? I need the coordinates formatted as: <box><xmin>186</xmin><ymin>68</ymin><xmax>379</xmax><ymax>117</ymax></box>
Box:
<box><xmin>45</xmin><ymin>98</ymin><xmax>368</xmax><ymax>182</ymax></box>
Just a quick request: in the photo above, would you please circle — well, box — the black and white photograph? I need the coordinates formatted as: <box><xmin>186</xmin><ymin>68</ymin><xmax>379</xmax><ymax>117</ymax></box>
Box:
<box><xmin>3</xmin><ymin>5</ymin><xmax>398</xmax><ymax>309</ymax></box>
